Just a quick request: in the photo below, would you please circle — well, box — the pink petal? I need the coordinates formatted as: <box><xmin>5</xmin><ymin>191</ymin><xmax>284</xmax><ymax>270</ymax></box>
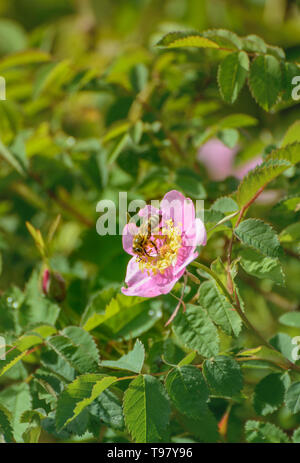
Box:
<box><xmin>122</xmin><ymin>223</ymin><xmax>139</xmax><ymax>256</ymax></box>
<box><xmin>161</xmin><ymin>190</ymin><xmax>195</xmax><ymax>233</ymax></box>
<box><xmin>195</xmin><ymin>218</ymin><xmax>207</xmax><ymax>246</ymax></box>
<box><xmin>173</xmin><ymin>250</ymin><xmax>198</xmax><ymax>276</ymax></box>
<box><xmin>122</xmin><ymin>256</ymin><xmax>185</xmax><ymax>297</ymax></box>
<box><xmin>138</xmin><ymin>204</ymin><xmax>160</xmax><ymax>218</ymax></box>
<box><xmin>198</xmin><ymin>139</ymin><xmax>238</xmax><ymax>181</ymax></box>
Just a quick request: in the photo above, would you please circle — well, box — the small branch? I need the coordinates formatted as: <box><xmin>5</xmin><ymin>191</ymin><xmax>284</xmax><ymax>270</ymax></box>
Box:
<box><xmin>29</xmin><ymin>171</ymin><xmax>94</xmax><ymax>227</ymax></box>
<box><xmin>189</xmin><ymin>259</ymin><xmax>300</xmax><ymax>374</ymax></box>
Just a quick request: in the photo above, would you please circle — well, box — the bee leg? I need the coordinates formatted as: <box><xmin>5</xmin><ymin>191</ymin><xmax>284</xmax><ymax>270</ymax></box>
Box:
<box><xmin>149</xmin><ymin>240</ymin><xmax>158</xmax><ymax>253</ymax></box>
<box><xmin>143</xmin><ymin>248</ymin><xmax>152</xmax><ymax>258</ymax></box>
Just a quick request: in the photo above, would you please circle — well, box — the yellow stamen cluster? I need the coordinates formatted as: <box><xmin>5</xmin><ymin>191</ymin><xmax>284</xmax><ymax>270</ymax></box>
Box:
<box><xmin>139</xmin><ymin>219</ymin><xmax>182</xmax><ymax>275</ymax></box>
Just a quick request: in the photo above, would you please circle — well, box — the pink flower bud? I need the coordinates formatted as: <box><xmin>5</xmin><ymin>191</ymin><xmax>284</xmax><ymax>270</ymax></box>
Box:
<box><xmin>42</xmin><ymin>269</ymin><xmax>66</xmax><ymax>302</ymax></box>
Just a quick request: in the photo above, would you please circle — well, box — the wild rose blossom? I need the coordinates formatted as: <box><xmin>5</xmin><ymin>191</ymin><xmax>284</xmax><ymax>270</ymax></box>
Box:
<box><xmin>198</xmin><ymin>138</ymin><xmax>262</xmax><ymax>181</ymax></box>
<box><xmin>121</xmin><ymin>190</ymin><xmax>206</xmax><ymax>297</ymax></box>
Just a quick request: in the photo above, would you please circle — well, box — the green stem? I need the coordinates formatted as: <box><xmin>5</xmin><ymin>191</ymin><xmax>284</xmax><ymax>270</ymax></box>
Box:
<box><xmin>189</xmin><ymin>260</ymin><xmax>233</xmax><ymax>302</ymax></box>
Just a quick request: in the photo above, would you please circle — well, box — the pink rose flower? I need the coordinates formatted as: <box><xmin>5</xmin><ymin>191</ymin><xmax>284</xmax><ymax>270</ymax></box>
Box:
<box><xmin>121</xmin><ymin>190</ymin><xmax>206</xmax><ymax>297</ymax></box>
<box><xmin>198</xmin><ymin>138</ymin><xmax>262</xmax><ymax>180</ymax></box>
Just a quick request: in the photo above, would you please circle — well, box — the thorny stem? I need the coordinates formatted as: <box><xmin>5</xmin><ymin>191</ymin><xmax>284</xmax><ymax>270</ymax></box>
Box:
<box><xmin>226</xmin><ymin>186</ymin><xmax>265</xmax><ymax>294</ymax></box>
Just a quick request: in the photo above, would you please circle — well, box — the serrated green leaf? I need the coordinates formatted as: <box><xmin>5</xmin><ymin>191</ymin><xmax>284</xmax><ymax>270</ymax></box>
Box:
<box><xmin>165</xmin><ymin>365</ymin><xmax>209</xmax><ymax>418</ymax></box>
<box><xmin>56</xmin><ymin>374</ymin><xmax>117</xmax><ymax>430</ymax></box>
<box><xmin>266</xmin><ymin>45</ymin><xmax>285</xmax><ymax>60</ymax></box>
<box><xmin>203</xmin><ymin>356</ymin><xmax>243</xmax><ymax>397</ymax></box>
<box><xmin>285</xmin><ymin>382</ymin><xmax>300</xmax><ymax>414</ymax></box>
<box><xmin>249</xmin><ymin>54</ymin><xmax>281</xmax><ymax>111</ymax></box>
<box><xmin>0</xmin><ymin>383</ymin><xmax>31</xmax><ymax>442</ymax></box>
<box><xmin>199</xmin><ymin>280</ymin><xmax>241</xmax><ymax>337</ymax></box>
<box><xmin>0</xmin><ymin>404</ymin><xmax>14</xmax><ymax>442</ymax></box>
<box><xmin>0</xmin><ymin>348</ymin><xmax>28</xmax><ymax>377</ymax></box>
<box><xmin>235</xmin><ymin>219</ymin><xmax>282</xmax><ymax>258</ymax></box>
<box><xmin>46</xmin><ymin>326</ymin><xmax>100</xmax><ymax>374</ymax></box>
<box><xmin>172</xmin><ymin>304</ymin><xmax>219</xmax><ymax>358</ymax></box>
<box><xmin>253</xmin><ymin>373</ymin><xmax>285</xmax><ymax>416</ymax></box>
<box><xmin>123</xmin><ymin>375</ymin><xmax>170</xmax><ymax>443</ymax></box>
<box><xmin>179</xmin><ymin>407</ymin><xmax>219</xmax><ymax>443</ymax></box>
<box><xmin>89</xmin><ymin>390</ymin><xmax>124</xmax><ymax>432</ymax></box>
<box><xmin>245</xmin><ymin>420</ymin><xmax>290</xmax><ymax>443</ymax></box>
<box><xmin>239</xmin><ymin>248</ymin><xmax>285</xmax><ymax>286</ymax></box>
<box><xmin>236</xmin><ymin>159</ymin><xmax>291</xmax><ymax>208</ymax></box>
<box><xmin>101</xmin><ymin>339</ymin><xmax>145</xmax><ymax>373</ymax></box>
<box><xmin>203</xmin><ymin>28</ymin><xmax>242</xmax><ymax>49</ymax></box>
<box><xmin>156</xmin><ymin>31</ymin><xmax>219</xmax><ymax>49</ymax></box>
<box><xmin>218</xmin><ymin>51</ymin><xmax>249</xmax><ymax>103</ymax></box>
<box><xmin>266</xmin><ymin>142</ymin><xmax>300</xmax><ymax>165</ymax></box>
<box><xmin>242</xmin><ymin>34</ymin><xmax>267</xmax><ymax>53</ymax></box>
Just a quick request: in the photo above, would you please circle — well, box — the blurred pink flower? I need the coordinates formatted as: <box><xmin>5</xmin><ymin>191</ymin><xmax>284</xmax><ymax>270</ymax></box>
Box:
<box><xmin>198</xmin><ymin>139</ymin><xmax>280</xmax><ymax>203</ymax></box>
<box><xmin>198</xmin><ymin>138</ymin><xmax>262</xmax><ymax>180</ymax></box>
<box><xmin>121</xmin><ymin>190</ymin><xmax>206</xmax><ymax>297</ymax></box>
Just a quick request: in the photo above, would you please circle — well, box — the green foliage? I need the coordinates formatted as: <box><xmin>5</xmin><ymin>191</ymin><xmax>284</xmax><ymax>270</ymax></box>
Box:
<box><xmin>56</xmin><ymin>374</ymin><xmax>118</xmax><ymax>430</ymax></box>
<box><xmin>46</xmin><ymin>326</ymin><xmax>100</xmax><ymax>374</ymax></box>
<box><xmin>101</xmin><ymin>339</ymin><xmax>145</xmax><ymax>373</ymax></box>
<box><xmin>279</xmin><ymin>312</ymin><xmax>300</xmax><ymax>328</ymax></box>
<box><xmin>0</xmin><ymin>0</ymin><xmax>300</xmax><ymax>444</ymax></box>
<box><xmin>245</xmin><ymin>420</ymin><xmax>290</xmax><ymax>443</ymax></box>
<box><xmin>218</xmin><ymin>51</ymin><xmax>249</xmax><ymax>103</ymax></box>
<box><xmin>156</xmin><ymin>31</ymin><xmax>220</xmax><ymax>49</ymax></box>
<box><xmin>253</xmin><ymin>374</ymin><xmax>285</xmax><ymax>416</ymax></box>
<box><xmin>0</xmin><ymin>404</ymin><xmax>14</xmax><ymax>442</ymax></box>
<box><xmin>172</xmin><ymin>304</ymin><xmax>219</xmax><ymax>357</ymax></box>
<box><xmin>269</xmin><ymin>333</ymin><xmax>296</xmax><ymax>363</ymax></box>
<box><xmin>165</xmin><ymin>365</ymin><xmax>209</xmax><ymax>418</ymax></box>
<box><xmin>235</xmin><ymin>219</ymin><xmax>282</xmax><ymax>258</ymax></box>
<box><xmin>203</xmin><ymin>356</ymin><xmax>243</xmax><ymax>397</ymax></box>
<box><xmin>239</xmin><ymin>248</ymin><xmax>285</xmax><ymax>286</ymax></box>
<box><xmin>123</xmin><ymin>375</ymin><xmax>171</xmax><ymax>443</ymax></box>
<box><xmin>236</xmin><ymin>159</ymin><xmax>291</xmax><ymax>208</ymax></box>
<box><xmin>249</xmin><ymin>55</ymin><xmax>281</xmax><ymax>110</ymax></box>
<box><xmin>285</xmin><ymin>382</ymin><xmax>300</xmax><ymax>414</ymax></box>
<box><xmin>199</xmin><ymin>280</ymin><xmax>241</xmax><ymax>336</ymax></box>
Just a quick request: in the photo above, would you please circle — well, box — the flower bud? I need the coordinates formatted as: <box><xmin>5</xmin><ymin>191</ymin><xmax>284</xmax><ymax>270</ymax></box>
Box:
<box><xmin>42</xmin><ymin>269</ymin><xmax>66</xmax><ymax>302</ymax></box>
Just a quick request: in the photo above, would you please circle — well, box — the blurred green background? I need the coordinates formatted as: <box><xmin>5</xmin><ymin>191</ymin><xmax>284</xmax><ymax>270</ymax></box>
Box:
<box><xmin>0</xmin><ymin>0</ymin><xmax>299</xmax><ymax>444</ymax></box>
